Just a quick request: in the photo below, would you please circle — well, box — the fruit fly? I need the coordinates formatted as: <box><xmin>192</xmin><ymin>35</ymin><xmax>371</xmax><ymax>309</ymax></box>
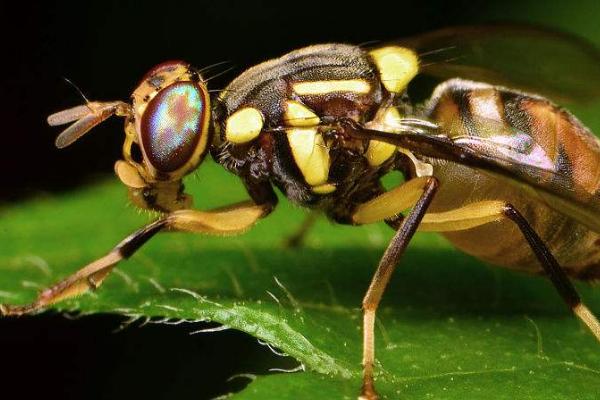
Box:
<box><xmin>3</xmin><ymin>26</ymin><xmax>600</xmax><ymax>399</ymax></box>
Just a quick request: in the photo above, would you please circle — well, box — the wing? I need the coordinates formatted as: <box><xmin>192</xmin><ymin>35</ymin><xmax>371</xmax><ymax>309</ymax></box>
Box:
<box><xmin>384</xmin><ymin>25</ymin><xmax>600</xmax><ymax>104</ymax></box>
<box><xmin>344</xmin><ymin>117</ymin><xmax>600</xmax><ymax>233</ymax></box>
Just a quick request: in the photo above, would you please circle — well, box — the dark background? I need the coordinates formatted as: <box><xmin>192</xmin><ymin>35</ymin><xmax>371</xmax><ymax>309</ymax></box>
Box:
<box><xmin>1</xmin><ymin>0</ymin><xmax>563</xmax><ymax>201</ymax></box>
<box><xmin>1</xmin><ymin>0</ymin><xmax>599</xmax><ymax>399</ymax></box>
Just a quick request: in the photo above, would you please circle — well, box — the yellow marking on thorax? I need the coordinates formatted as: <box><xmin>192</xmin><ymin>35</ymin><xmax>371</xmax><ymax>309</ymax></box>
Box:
<box><xmin>369</xmin><ymin>46</ymin><xmax>419</xmax><ymax>93</ymax></box>
<box><xmin>365</xmin><ymin>107</ymin><xmax>402</xmax><ymax>166</ymax></box>
<box><xmin>293</xmin><ymin>79</ymin><xmax>371</xmax><ymax>95</ymax></box>
<box><xmin>312</xmin><ymin>183</ymin><xmax>336</xmax><ymax>194</ymax></box>
<box><xmin>225</xmin><ymin>107</ymin><xmax>264</xmax><ymax>144</ymax></box>
<box><xmin>284</xmin><ymin>100</ymin><xmax>320</xmax><ymax>127</ymax></box>
<box><xmin>287</xmin><ymin>128</ymin><xmax>330</xmax><ymax>186</ymax></box>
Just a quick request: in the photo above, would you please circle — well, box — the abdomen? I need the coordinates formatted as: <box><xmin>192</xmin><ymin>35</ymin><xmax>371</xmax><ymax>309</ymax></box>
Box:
<box><xmin>423</xmin><ymin>79</ymin><xmax>600</xmax><ymax>279</ymax></box>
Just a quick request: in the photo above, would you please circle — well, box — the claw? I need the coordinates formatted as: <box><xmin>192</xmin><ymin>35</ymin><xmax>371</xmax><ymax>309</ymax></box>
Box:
<box><xmin>358</xmin><ymin>392</ymin><xmax>379</xmax><ymax>400</ymax></box>
<box><xmin>360</xmin><ymin>371</ymin><xmax>380</xmax><ymax>400</ymax></box>
<box><xmin>0</xmin><ymin>302</ymin><xmax>41</xmax><ymax>317</ymax></box>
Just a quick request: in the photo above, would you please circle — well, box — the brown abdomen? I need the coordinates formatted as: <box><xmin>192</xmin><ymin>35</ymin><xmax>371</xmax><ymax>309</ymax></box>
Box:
<box><xmin>423</xmin><ymin>79</ymin><xmax>600</xmax><ymax>279</ymax></box>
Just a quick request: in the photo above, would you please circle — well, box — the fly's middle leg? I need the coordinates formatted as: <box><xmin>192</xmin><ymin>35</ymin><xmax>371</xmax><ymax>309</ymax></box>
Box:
<box><xmin>284</xmin><ymin>211</ymin><xmax>319</xmax><ymax>248</ymax></box>
<box><xmin>355</xmin><ymin>177</ymin><xmax>439</xmax><ymax>400</ymax></box>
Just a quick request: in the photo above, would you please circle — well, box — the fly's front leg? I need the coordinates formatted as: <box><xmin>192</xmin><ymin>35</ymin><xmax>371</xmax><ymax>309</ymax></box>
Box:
<box><xmin>0</xmin><ymin>201</ymin><xmax>272</xmax><ymax>316</ymax></box>
<box><xmin>353</xmin><ymin>177</ymin><xmax>439</xmax><ymax>400</ymax></box>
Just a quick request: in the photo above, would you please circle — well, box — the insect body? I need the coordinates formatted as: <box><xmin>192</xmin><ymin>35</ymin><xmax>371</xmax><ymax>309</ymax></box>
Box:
<box><xmin>3</xmin><ymin>26</ymin><xmax>600</xmax><ymax>400</ymax></box>
<box><xmin>214</xmin><ymin>39</ymin><xmax>600</xmax><ymax>286</ymax></box>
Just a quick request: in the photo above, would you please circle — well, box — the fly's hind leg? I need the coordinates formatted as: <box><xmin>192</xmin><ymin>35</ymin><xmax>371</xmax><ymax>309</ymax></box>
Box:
<box><xmin>502</xmin><ymin>204</ymin><xmax>600</xmax><ymax>341</ymax></box>
<box><xmin>353</xmin><ymin>191</ymin><xmax>600</xmax><ymax>399</ymax></box>
<box><xmin>353</xmin><ymin>176</ymin><xmax>439</xmax><ymax>400</ymax></box>
<box><xmin>0</xmin><ymin>201</ymin><xmax>270</xmax><ymax>316</ymax></box>
<box><xmin>418</xmin><ymin>201</ymin><xmax>600</xmax><ymax>340</ymax></box>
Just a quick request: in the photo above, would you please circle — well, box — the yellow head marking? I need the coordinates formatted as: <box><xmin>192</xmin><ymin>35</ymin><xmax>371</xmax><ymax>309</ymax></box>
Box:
<box><xmin>225</xmin><ymin>107</ymin><xmax>264</xmax><ymax>144</ymax></box>
<box><xmin>369</xmin><ymin>46</ymin><xmax>419</xmax><ymax>93</ymax></box>
<box><xmin>287</xmin><ymin>128</ymin><xmax>330</xmax><ymax>186</ymax></box>
<box><xmin>293</xmin><ymin>79</ymin><xmax>371</xmax><ymax>96</ymax></box>
<box><xmin>366</xmin><ymin>107</ymin><xmax>402</xmax><ymax>166</ymax></box>
<box><xmin>114</xmin><ymin>160</ymin><xmax>146</xmax><ymax>188</ymax></box>
<box><xmin>284</xmin><ymin>100</ymin><xmax>320</xmax><ymax>127</ymax></box>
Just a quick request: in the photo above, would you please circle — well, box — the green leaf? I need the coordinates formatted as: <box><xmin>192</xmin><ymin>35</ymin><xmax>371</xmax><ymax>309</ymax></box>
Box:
<box><xmin>1</xmin><ymin>159</ymin><xmax>599</xmax><ymax>399</ymax></box>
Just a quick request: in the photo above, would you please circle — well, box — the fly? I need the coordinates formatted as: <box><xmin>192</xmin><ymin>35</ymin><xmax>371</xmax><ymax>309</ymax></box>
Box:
<box><xmin>3</xmin><ymin>25</ymin><xmax>600</xmax><ymax>400</ymax></box>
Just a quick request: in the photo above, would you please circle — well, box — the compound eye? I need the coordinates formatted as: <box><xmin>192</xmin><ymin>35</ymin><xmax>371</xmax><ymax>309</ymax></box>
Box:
<box><xmin>140</xmin><ymin>81</ymin><xmax>208</xmax><ymax>172</ymax></box>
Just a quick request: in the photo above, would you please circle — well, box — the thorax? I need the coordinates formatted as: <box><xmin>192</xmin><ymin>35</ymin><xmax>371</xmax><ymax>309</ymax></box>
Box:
<box><xmin>211</xmin><ymin>43</ymin><xmax>402</xmax><ymax>220</ymax></box>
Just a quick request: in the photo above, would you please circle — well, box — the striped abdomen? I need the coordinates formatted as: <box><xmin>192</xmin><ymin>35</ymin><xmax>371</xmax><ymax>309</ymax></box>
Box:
<box><xmin>423</xmin><ymin>79</ymin><xmax>600</xmax><ymax>278</ymax></box>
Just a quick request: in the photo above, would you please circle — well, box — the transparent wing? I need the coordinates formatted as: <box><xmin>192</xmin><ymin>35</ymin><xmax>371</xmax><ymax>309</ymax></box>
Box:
<box><xmin>353</xmin><ymin>116</ymin><xmax>600</xmax><ymax>232</ymax></box>
<box><xmin>386</xmin><ymin>25</ymin><xmax>600</xmax><ymax>104</ymax></box>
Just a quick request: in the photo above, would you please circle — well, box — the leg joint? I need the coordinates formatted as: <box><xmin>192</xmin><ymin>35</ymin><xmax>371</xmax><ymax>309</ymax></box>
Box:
<box><xmin>502</xmin><ymin>202</ymin><xmax>517</xmax><ymax>218</ymax></box>
<box><xmin>117</xmin><ymin>219</ymin><xmax>168</xmax><ymax>258</ymax></box>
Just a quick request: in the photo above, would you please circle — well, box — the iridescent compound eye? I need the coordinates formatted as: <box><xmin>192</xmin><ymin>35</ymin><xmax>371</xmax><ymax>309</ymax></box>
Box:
<box><xmin>140</xmin><ymin>81</ymin><xmax>209</xmax><ymax>173</ymax></box>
